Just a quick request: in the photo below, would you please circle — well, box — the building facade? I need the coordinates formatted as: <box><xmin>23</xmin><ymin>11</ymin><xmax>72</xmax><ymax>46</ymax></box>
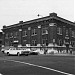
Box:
<box><xmin>2</xmin><ymin>13</ymin><xmax>75</xmax><ymax>53</ymax></box>
<box><xmin>0</xmin><ymin>32</ymin><xmax>3</xmax><ymax>50</ymax></box>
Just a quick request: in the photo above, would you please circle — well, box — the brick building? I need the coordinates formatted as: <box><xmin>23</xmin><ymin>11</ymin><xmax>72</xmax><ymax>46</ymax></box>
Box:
<box><xmin>0</xmin><ymin>32</ymin><xmax>3</xmax><ymax>50</ymax></box>
<box><xmin>2</xmin><ymin>13</ymin><xmax>75</xmax><ymax>53</ymax></box>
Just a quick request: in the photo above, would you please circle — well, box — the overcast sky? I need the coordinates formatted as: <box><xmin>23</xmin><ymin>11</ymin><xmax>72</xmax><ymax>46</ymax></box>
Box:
<box><xmin>0</xmin><ymin>0</ymin><xmax>74</xmax><ymax>32</ymax></box>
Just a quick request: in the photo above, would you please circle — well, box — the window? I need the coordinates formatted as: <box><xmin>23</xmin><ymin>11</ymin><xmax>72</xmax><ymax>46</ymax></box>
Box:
<box><xmin>66</xmin><ymin>29</ymin><xmax>68</xmax><ymax>36</ymax></box>
<box><xmin>32</xmin><ymin>40</ymin><xmax>37</xmax><ymax>46</ymax></box>
<box><xmin>72</xmin><ymin>31</ymin><xmax>75</xmax><ymax>37</ymax></box>
<box><xmin>10</xmin><ymin>32</ymin><xmax>13</xmax><ymax>38</ymax></box>
<box><xmin>71</xmin><ymin>41</ymin><xmax>75</xmax><ymax>47</ymax></box>
<box><xmin>16</xmin><ymin>32</ymin><xmax>18</xmax><ymax>37</ymax></box>
<box><xmin>64</xmin><ymin>39</ymin><xmax>69</xmax><ymax>44</ymax></box>
<box><xmin>23</xmin><ymin>30</ymin><xmax>27</xmax><ymax>37</ymax></box>
<box><xmin>14</xmin><ymin>32</ymin><xmax>18</xmax><ymax>38</ymax></box>
<box><xmin>32</xmin><ymin>29</ymin><xmax>37</xmax><ymax>36</ymax></box>
<box><xmin>57</xmin><ymin>27</ymin><xmax>62</xmax><ymax>35</ymax></box>
<box><xmin>5</xmin><ymin>33</ymin><xmax>9</xmax><ymax>39</ymax></box>
<box><xmin>23</xmin><ymin>40</ymin><xmax>27</xmax><ymax>46</ymax></box>
<box><xmin>58</xmin><ymin>39</ymin><xmax>62</xmax><ymax>46</ymax></box>
<box><xmin>42</xmin><ymin>28</ymin><xmax>48</xmax><ymax>35</ymax></box>
<box><xmin>42</xmin><ymin>38</ymin><xmax>48</xmax><ymax>46</ymax></box>
<box><xmin>5</xmin><ymin>40</ymin><xmax>9</xmax><ymax>46</ymax></box>
<box><xmin>10</xmin><ymin>40</ymin><xmax>13</xmax><ymax>46</ymax></box>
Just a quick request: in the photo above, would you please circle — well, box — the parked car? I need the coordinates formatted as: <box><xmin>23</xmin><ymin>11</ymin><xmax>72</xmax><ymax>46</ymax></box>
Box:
<box><xmin>30</xmin><ymin>50</ymin><xmax>39</xmax><ymax>55</ymax></box>
<box><xmin>1</xmin><ymin>46</ymin><xmax>13</xmax><ymax>53</ymax></box>
<box><xmin>1</xmin><ymin>47</ymin><xmax>10</xmax><ymax>53</ymax></box>
<box><xmin>1</xmin><ymin>48</ymin><xmax>5</xmax><ymax>53</ymax></box>
<box><xmin>4</xmin><ymin>47</ymin><xmax>30</xmax><ymax>56</ymax></box>
<box><xmin>47</xmin><ymin>49</ymin><xmax>58</xmax><ymax>54</ymax></box>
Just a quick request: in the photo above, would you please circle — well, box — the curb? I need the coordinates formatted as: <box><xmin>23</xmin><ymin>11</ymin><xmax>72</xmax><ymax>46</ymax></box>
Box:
<box><xmin>46</xmin><ymin>54</ymin><xmax>75</xmax><ymax>56</ymax></box>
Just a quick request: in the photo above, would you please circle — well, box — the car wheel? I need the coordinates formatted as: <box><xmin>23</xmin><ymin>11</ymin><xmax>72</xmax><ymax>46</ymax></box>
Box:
<box><xmin>25</xmin><ymin>54</ymin><xmax>28</xmax><ymax>56</ymax></box>
<box><xmin>2</xmin><ymin>51</ymin><xmax>4</xmax><ymax>53</ymax></box>
<box><xmin>17</xmin><ymin>52</ymin><xmax>20</xmax><ymax>56</ymax></box>
<box><xmin>36</xmin><ymin>53</ymin><xmax>38</xmax><ymax>55</ymax></box>
<box><xmin>7</xmin><ymin>52</ymin><xmax>10</xmax><ymax>56</ymax></box>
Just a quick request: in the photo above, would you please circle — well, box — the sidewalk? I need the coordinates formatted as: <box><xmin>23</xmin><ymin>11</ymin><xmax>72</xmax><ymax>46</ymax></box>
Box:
<box><xmin>46</xmin><ymin>53</ymin><xmax>75</xmax><ymax>56</ymax></box>
<box><xmin>53</xmin><ymin>53</ymin><xmax>75</xmax><ymax>56</ymax></box>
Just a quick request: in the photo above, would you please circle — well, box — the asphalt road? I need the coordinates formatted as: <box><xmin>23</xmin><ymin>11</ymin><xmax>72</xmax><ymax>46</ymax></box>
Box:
<box><xmin>0</xmin><ymin>51</ymin><xmax>75</xmax><ymax>75</ymax></box>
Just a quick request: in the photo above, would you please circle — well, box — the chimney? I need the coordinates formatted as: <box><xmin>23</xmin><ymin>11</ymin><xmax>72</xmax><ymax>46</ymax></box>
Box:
<box><xmin>3</xmin><ymin>25</ymin><xmax>7</xmax><ymax>28</ymax></box>
<box><xmin>49</xmin><ymin>12</ymin><xmax>57</xmax><ymax>17</ymax></box>
<box><xmin>19</xmin><ymin>21</ymin><xmax>23</xmax><ymax>24</ymax></box>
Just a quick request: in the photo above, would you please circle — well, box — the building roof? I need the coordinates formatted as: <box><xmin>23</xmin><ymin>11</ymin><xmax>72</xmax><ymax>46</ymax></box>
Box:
<box><xmin>2</xmin><ymin>13</ymin><xmax>75</xmax><ymax>30</ymax></box>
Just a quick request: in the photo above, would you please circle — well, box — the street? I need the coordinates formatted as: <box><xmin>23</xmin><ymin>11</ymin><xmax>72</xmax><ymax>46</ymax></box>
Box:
<box><xmin>0</xmin><ymin>52</ymin><xmax>75</xmax><ymax>75</ymax></box>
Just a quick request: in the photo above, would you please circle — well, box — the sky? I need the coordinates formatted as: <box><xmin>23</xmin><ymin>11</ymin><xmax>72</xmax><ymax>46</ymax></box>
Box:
<box><xmin>0</xmin><ymin>0</ymin><xmax>74</xmax><ymax>32</ymax></box>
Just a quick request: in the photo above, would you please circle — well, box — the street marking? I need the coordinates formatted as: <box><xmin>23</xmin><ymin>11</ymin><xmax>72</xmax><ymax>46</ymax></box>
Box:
<box><xmin>4</xmin><ymin>59</ymin><xmax>74</xmax><ymax>75</ymax></box>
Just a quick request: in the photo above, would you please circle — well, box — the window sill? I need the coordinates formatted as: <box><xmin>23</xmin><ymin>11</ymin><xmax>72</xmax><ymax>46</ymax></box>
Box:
<box><xmin>10</xmin><ymin>37</ymin><xmax>13</xmax><ymax>38</ymax></box>
<box><xmin>65</xmin><ymin>37</ymin><xmax>69</xmax><ymax>39</ymax></box>
<box><xmin>22</xmin><ymin>36</ymin><xmax>27</xmax><ymax>37</ymax></box>
<box><xmin>42</xmin><ymin>33</ymin><xmax>48</xmax><ymax>35</ymax></box>
<box><xmin>31</xmin><ymin>34</ymin><xmax>37</xmax><ymax>36</ymax></box>
<box><xmin>57</xmin><ymin>33</ymin><xmax>62</xmax><ymax>35</ymax></box>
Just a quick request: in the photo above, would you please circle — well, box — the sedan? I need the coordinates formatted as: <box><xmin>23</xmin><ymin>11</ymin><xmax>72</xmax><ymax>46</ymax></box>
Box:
<box><xmin>4</xmin><ymin>47</ymin><xmax>30</xmax><ymax>56</ymax></box>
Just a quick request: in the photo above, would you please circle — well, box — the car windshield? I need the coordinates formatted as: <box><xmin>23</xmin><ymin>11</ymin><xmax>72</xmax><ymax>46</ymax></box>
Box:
<box><xmin>16</xmin><ymin>48</ymin><xmax>26</xmax><ymax>50</ymax></box>
<box><xmin>10</xmin><ymin>48</ymin><xmax>16</xmax><ymax>50</ymax></box>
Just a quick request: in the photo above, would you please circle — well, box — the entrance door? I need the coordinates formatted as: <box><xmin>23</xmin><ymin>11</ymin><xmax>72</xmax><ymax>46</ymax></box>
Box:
<box><xmin>66</xmin><ymin>44</ymin><xmax>69</xmax><ymax>53</ymax></box>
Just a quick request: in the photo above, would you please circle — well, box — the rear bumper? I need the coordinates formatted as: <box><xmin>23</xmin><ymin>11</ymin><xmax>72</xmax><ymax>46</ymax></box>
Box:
<box><xmin>30</xmin><ymin>52</ymin><xmax>38</xmax><ymax>55</ymax></box>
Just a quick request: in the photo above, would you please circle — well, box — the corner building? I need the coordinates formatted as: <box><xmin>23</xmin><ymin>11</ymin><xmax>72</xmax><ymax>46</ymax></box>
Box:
<box><xmin>2</xmin><ymin>13</ymin><xmax>75</xmax><ymax>54</ymax></box>
<box><xmin>0</xmin><ymin>32</ymin><xmax>3</xmax><ymax>50</ymax></box>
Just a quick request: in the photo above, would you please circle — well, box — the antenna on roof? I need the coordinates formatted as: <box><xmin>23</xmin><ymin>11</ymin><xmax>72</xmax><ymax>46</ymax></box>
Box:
<box><xmin>37</xmin><ymin>14</ymin><xmax>43</xmax><ymax>17</ymax></box>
